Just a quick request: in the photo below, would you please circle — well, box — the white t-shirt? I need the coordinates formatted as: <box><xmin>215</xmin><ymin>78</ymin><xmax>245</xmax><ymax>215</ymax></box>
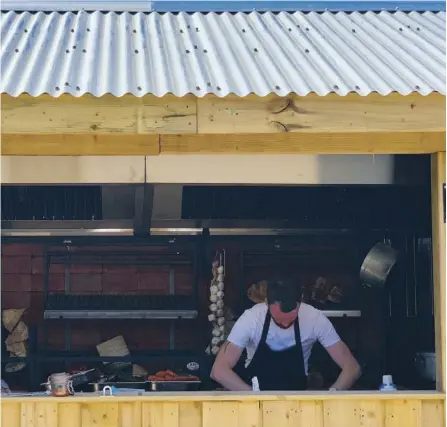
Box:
<box><xmin>227</xmin><ymin>303</ymin><xmax>340</xmax><ymax>374</ymax></box>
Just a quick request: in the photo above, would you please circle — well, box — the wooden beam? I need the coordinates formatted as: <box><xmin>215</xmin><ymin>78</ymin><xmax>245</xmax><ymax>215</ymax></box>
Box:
<box><xmin>431</xmin><ymin>152</ymin><xmax>446</xmax><ymax>392</ymax></box>
<box><xmin>2</xmin><ymin>131</ymin><xmax>445</xmax><ymax>156</ymax></box>
<box><xmin>1</xmin><ymin>134</ymin><xmax>159</xmax><ymax>156</ymax></box>
<box><xmin>2</xmin><ymin>93</ymin><xmax>445</xmax><ymax>135</ymax></box>
<box><xmin>160</xmin><ymin>131</ymin><xmax>445</xmax><ymax>154</ymax></box>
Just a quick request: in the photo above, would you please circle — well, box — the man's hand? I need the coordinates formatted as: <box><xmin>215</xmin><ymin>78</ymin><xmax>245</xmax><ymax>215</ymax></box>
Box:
<box><xmin>210</xmin><ymin>341</ymin><xmax>252</xmax><ymax>391</ymax></box>
<box><xmin>325</xmin><ymin>340</ymin><xmax>361</xmax><ymax>390</ymax></box>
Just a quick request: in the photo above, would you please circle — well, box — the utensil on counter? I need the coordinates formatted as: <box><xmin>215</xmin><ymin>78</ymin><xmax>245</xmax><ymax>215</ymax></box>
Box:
<box><xmin>415</xmin><ymin>352</ymin><xmax>436</xmax><ymax>382</ymax></box>
<box><xmin>148</xmin><ymin>381</ymin><xmax>201</xmax><ymax>392</ymax></box>
<box><xmin>43</xmin><ymin>373</ymin><xmax>74</xmax><ymax>397</ymax></box>
<box><xmin>360</xmin><ymin>241</ymin><xmax>399</xmax><ymax>288</ymax></box>
<box><xmin>89</xmin><ymin>381</ymin><xmax>148</xmax><ymax>392</ymax></box>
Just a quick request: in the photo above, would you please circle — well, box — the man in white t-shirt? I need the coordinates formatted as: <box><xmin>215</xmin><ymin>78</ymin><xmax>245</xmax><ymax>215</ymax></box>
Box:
<box><xmin>211</xmin><ymin>278</ymin><xmax>361</xmax><ymax>391</ymax></box>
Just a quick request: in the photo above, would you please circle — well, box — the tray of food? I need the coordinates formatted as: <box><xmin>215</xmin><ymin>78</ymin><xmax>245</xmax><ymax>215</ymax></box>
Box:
<box><xmin>147</xmin><ymin>370</ymin><xmax>201</xmax><ymax>391</ymax></box>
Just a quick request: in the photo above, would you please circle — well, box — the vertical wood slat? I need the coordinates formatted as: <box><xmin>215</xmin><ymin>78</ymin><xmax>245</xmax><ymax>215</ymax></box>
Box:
<box><xmin>58</xmin><ymin>403</ymin><xmax>82</xmax><ymax>427</ymax></box>
<box><xmin>80</xmin><ymin>403</ymin><xmax>119</xmax><ymax>427</ymax></box>
<box><xmin>384</xmin><ymin>400</ymin><xmax>422</xmax><ymax>427</ymax></box>
<box><xmin>0</xmin><ymin>398</ymin><xmax>445</xmax><ymax>427</ymax></box>
<box><xmin>431</xmin><ymin>152</ymin><xmax>446</xmax><ymax>393</ymax></box>
<box><xmin>262</xmin><ymin>401</ymin><xmax>323</xmax><ymax>427</ymax></box>
<box><xmin>2</xmin><ymin>402</ymin><xmax>21</xmax><ymax>427</ymax></box>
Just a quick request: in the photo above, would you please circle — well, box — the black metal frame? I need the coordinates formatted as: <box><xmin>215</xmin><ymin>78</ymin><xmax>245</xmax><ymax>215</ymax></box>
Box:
<box><xmin>133</xmin><ymin>184</ymin><xmax>154</xmax><ymax>237</ymax></box>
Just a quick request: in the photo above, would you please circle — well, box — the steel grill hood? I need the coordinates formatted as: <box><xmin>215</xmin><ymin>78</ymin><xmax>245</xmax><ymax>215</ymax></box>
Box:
<box><xmin>1</xmin><ymin>155</ymin><xmax>430</xmax><ymax>237</ymax></box>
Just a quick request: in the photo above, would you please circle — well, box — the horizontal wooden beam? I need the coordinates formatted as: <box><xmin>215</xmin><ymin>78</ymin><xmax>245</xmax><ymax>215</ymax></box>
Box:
<box><xmin>2</xmin><ymin>131</ymin><xmax>445</xmax><ymax>155</ymax></box>
<box><xmin>2</xmin><ymin>93</ymin><xmax>445</xmax><ymax>135</ymax></box>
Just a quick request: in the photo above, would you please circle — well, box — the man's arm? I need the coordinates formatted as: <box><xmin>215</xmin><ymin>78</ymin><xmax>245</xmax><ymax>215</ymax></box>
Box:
<box><xmin>326</xmin><ymin>340</ymin><xmax>361</xmax><ymax>390</ymax></box>
<box><xmin>210</xmin><ymin>341</ymin><xmax>252</xmax><ymax>391</ymax></box>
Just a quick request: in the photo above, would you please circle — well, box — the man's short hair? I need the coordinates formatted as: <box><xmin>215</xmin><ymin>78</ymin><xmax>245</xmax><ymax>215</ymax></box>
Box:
<box><xmin>266</xmin><ymin>278</ymin><xmax>300</xmax><ymax>313</ymax></box>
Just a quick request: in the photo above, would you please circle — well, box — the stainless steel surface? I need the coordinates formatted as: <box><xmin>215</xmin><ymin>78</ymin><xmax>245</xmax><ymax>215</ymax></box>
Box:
<box><xmin>1</xmin><ymin>11</ymin><xmax>445</xmax><ymax>97</ymax></box>
<box><xmin>89</xmin><ymin>382</ymin><xmax>148</xmax><ymax>392</ymax></box>
<box><xmin>2</xmin><ymin>219</ymin><xmax>386</xmax><ymax>237</ymax></box>
<box><xmin>320</xmin><ymin>310</ymin><xmax>361</xmax><ymax>318</ymax></box>
<box><xmin>148</xmin><ymin>381</ymin><xmax>201</xmax><ymax>392</ymax></box>
<box><xmin>44</xmin><ymin>310</ymin><xmax>198</xmax><ymax>319</ymax></box>
<box><xmin>360</xmin><ymin>242</ymin><xmax>399</xmax><ymax>288</ymax></box>
<box><xmin>414</xmin><ymin>352</ymin><xmax>436</xmax><ymax>382</ymax></box>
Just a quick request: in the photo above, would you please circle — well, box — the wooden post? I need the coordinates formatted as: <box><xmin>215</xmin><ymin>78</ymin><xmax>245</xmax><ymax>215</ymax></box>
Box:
<box><xmin>431</xmin><ymin>152</ymin><xmax>446</xmax><ymax>392</ymax></box>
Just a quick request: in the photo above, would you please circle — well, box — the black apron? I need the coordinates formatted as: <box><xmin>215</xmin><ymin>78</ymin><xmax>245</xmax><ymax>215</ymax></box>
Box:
<box><xmin>235</xmin><ymin>309</ymin><xmax>307</xmax><ymax>391</ymax></box>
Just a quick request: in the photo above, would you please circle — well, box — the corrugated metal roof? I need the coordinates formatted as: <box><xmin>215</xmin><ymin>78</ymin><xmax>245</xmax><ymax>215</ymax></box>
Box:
<box><xmin>2</xmin><ymin>0</ymin><xmax>445</xmax><ymax>12</ymax></box>
<box><xmin>1</xmin><ymin>11</ymin><xmax>445</xmax><ymax>97</ymax></box>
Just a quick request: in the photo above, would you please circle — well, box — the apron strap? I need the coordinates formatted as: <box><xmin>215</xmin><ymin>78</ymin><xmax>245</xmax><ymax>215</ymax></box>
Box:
<box><xmin>260</xmin><ymin>309</ymin><xmax>271</xmax><ymax>344</ymax></box>
<box><xmin>293</xmin><ymin>307</ymin><xmax>306</xmax><ymax>377</ymax></box>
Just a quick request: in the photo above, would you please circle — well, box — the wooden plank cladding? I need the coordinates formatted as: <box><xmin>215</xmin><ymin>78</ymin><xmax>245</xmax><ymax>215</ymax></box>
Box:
<box><xmin>1</xmin><ymin>395</ymin><xmax>445</xmax><ymax>427</ymax></box>
<box><xmin>2</xmin><ymin>93</ymin><xmax>445</xmax><ymax>135</ymax></box>
<box><xmin>2</xmin><ymin>131</ymin><xmax>446</xmax><ymax>156</ymax></box>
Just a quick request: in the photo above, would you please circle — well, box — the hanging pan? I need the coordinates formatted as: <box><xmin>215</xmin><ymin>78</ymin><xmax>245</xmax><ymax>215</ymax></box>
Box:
<box><xmin>360</xmin><ymin>240</ymin><xmax>399</xmax><ymax>289</ymax></box>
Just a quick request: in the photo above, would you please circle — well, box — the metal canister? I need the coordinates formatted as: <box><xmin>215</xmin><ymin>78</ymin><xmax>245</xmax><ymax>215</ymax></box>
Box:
<box><xmin>47</xmin><ymin>373</ymin><xmax>74</xmax><ymax>397</ymax></box>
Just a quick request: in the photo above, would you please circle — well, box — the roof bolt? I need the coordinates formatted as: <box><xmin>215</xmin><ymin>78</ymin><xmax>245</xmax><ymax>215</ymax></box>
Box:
<box><xmin>355</xmin><ymin>85</ymin><xmax>360</xmax><ymax>90</ymax></box>
<box><xmin>55</xmin><ymin>86</ymin><xmax>60</xmax><ymax>91</ymax></box>
<box><xmin>297</xmin><ymin>24</ymin><xmax>300</xmax><ymax>28</ymax></box>
<box><xmin>305</xmin><ymin>49</ymin><xmax>310</xmax><ymax>53</ymax></box>
<box><xmin>207</xmin><ymin>82</ymin><xmax>212</xmax><ymax>87</ymax></box>
<box><xmin>305</xmin><ymin>27</ymin><xmax>310</xmax><ymax>31</ymax></box>
<box><xmin>352</xmin><ymin>29</ymin><xmax>356</xmax><ymax>33</ymax></box>
<box><xmin>415</xmin><ymin>85</ymin><xmax>421</xmax><ymax>90</ymax></box>
<box><xmin>203</xmin><ymin>49</ymin><xmax>207</xmax><ymax>53</ymax></box>
<box><xmin>180</xmin><ymin>29</ymin><xmax>184</xmax><ymax>33</ymax></box>
<box><xmin>87</xmin><ymin>28</ymin><xmax>90</xmax><ymax>32</ymax></box>
<box><xmin>73</xmin><ymin>45</ymin><xmax>76</xmax><ymax>49</ymax></box>
<box><xmin>187</xmin><ymin>25</ymin><xmax>191</xmax><ymax>29</ymax></box>
<box><xmin>194</xmin><ymin>45</ymin><xmax>198</xmax><ymax>49</ymax></box>
<box><xmin>133</xmin><ymin>29</ymin><xmax>137</xmax><ymax>33</ymax></box>
<box><xmin>333</xmin><ymin>85</ymin><xmax>339</xmax><ymax>90</ymax></box>
<box><xmin>399</xmin><ymin>28</ymin><xmax>403</xmax><ymax>31</ymax></box>
<box><xmin>24</xmin><ymin>29</ymin><xmax>28</xmax><ymax>33</ymax></box>
<box><xmin>416</xmin><ymin>27</ymin><xmax>420</xmax><ymax>31</ymax></box>
<box><xmin>65</xmin><ymin>49</ymin><xmax>69</xmax><ymax>53</ymax></box>
<box><xmin>82</xmin><ymin>49</ymin><xmax>86</xmax><ymax>53</ymax></box>
<box><xmin>14</xmin><ymin>48</ymin><xmax>19</xmax><ymax>52</ymax></box>
<box><xmin>242</xmin><ymin>29</ymin><xmax>246</xmax><ymax>32</ymax></box>
<box><xmin>76</xmin><ymin>86</ymin><xmax>81</xmax><ymax>91</ymax></box>
<box><xmin>65</xmin><ymin>82</ymin><xmax>69</xmax><ymax>86</ymax></box>
<box><xmin>275</xmin><ymin>85</ymin><xmax>280</xmax><ymax>90</ymax></box>
<box><xmin>137</xmin><ymin>86</ymin><xmax>142</xmax><ymax>91</ymax></box>
<box><xmin>134</xmin><ymin>49</ymin><xmax>139</xmax><ymax>54</ymax></box>
<box><xmin>254</xmin><ymin>48</ymin><xmax>258</xmax><ymax>52</ymax></box>
<box><xmin>216</xmin><ymin>86</ymin><xmax>221</xmax><ymax>91</ymax></box>
<box><xmin>185</xmin><ymin>49</ymin><xmax>190</xmax><ymax>53</ymax></box>
<box><xmin>195</xmin><ymin>27</ymin><xmax>199</xmax><ymax>32</ymax></box>
<box><xmin>288</xmin><ymin>28</ymin><xmax>292</xmax><ymax>31</ymax></box>
<box><xmin>196</xmin><ymin>86</ymin><xmax>200</xmax><ymax>90</ymax></box>
<box><xmin>71</xmin><ymin>29</ymin><xmax>74</xmax><ymax>32</ymax></box>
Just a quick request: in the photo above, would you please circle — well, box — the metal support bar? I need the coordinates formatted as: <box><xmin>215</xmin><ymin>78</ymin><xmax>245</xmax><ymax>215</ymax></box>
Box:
<box><xmin>169</xmin><ymin>268</ymin><xmax>175</xmax><ymax>351</ymax></box>
<box><xmin>133</xmin><ymin>184</ymin><xmax>154</xmax><ymax>237</ymax></box>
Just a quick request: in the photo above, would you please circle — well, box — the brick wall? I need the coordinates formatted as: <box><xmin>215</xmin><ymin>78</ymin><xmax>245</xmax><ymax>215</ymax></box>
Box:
<box><xmin>1</xmin><ymin>240</ymin><xmax>363</xmax><ymax>353</ymax></box>
<box><xmin>1</xmin><ymin>243</ymin><xmax>202</xmax><ymax>351</ymax></box>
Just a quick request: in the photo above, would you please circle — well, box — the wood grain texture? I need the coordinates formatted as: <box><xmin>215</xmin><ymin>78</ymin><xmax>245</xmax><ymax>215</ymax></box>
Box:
<box><xmin>4</xmin><ymin>131</ymin><xmax>444</xmax><ymax>155</ymax></box>
<box><xmin>1</xmin><ymin>133</ymin><xmax>160</xmax><ymax>156</ymax></box>
<box><xmin>2</xmin><ymin>93</ymin><xmax>444</xmax><ymax>135</ymax></box>
<box><xmin>160</xmin><ymin>131</ymin><xmax>446</xmax><ymax>155</ymax></box>
<box><xmin>0</xmin><ymin>398</ymin><xmax>445</xmax><ymax>427</ymax></box>
<box><xmin>1</xmin><ymin>94</ymin><xmax>197</xmax><ymax>134</ymax></box>
<box><xmin>431</xmin><ymin>152</ymin><xmax>446</xmax><ymax>392</ymax></box>
<box><xmin>197</xmin><ymin>93</ymin><xmax>446</xmax><ymax>133</ymax></box>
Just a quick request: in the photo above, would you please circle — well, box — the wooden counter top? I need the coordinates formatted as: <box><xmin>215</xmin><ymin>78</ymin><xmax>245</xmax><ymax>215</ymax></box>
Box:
<box><xmin>2</xmin><ymin>391</ymin><xmax>445</xmax><ymax>427</ymax></box>
<box><xmin>2</xmin><ymin>390</ymin><xmax>445</xmax><ymax>403</ymax></box>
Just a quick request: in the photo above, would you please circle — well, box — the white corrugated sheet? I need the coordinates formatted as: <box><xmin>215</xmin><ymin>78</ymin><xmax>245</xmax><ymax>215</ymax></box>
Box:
<box><xmin>1</xmin><ymin>11</ymin><xmax>445</xmax><ymax>97</ymax></box>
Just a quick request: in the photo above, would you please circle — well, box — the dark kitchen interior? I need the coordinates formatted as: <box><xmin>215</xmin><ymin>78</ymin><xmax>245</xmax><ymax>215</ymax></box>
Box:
<box><xmin>1</xmin><ymin>165</ymin><xmax>437</xmax><ymax>392</ymax></box>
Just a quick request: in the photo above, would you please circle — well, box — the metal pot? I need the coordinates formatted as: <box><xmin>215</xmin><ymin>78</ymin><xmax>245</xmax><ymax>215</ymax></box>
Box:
<box><xmin>415</xmin><ymin>352</ymin><xmax>436</xmax><ymax>382</ymax></box>
<box><xmin>360</xmin><ymin>242</ymin><xmax>399</xmax><ymax>288</ymax></box>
